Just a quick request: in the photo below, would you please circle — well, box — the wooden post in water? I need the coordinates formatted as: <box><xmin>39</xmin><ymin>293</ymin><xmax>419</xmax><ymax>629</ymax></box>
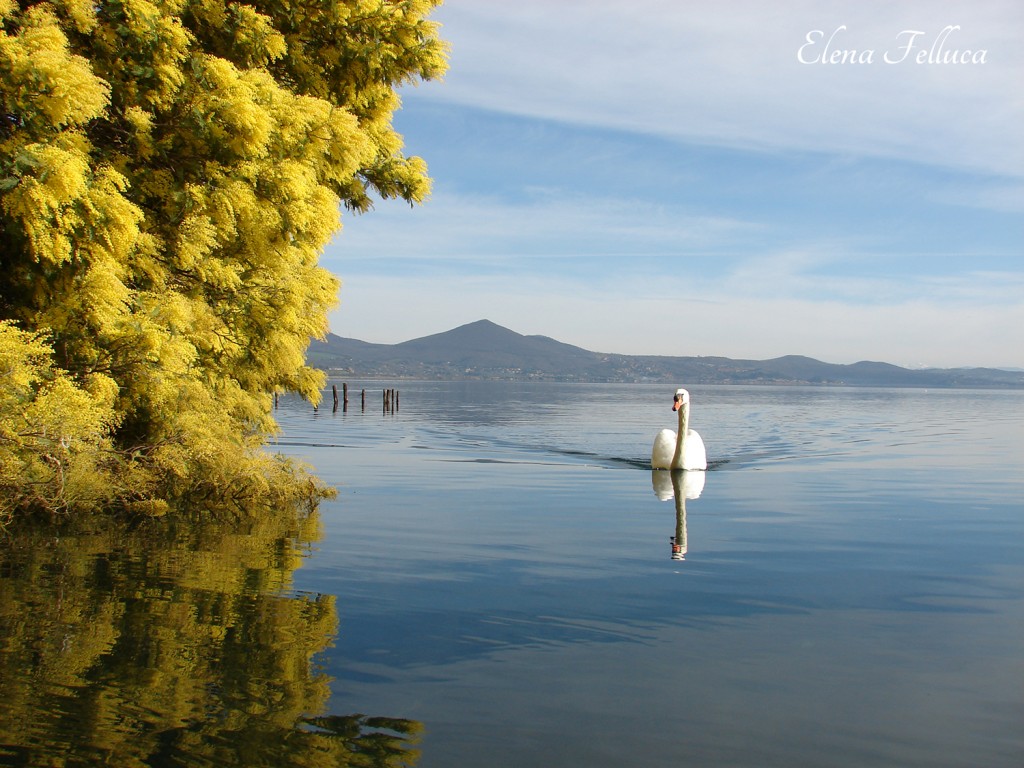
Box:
<box><xmin>361</xmin><ymin>389</ymin><xmax>366</xmax><ymax>412</ymax></box>
<box><xmin>274</xmin><ymin>392</ymin><xmax>278</xmax><ymax>409</ymax></box>
<box><xmin>343</xmin><ymin>382</ymin><xmax>349</xmax><ymax>412</ymax></box>
<box><xmin>380</xmin><ymin>387</ymin><xmax>400</xmax><ymax>415</ymax></box>
<box><xmin>332</xmin><ymin>384</ymin><xmax>339</xmax><ymax>413</ymax></box>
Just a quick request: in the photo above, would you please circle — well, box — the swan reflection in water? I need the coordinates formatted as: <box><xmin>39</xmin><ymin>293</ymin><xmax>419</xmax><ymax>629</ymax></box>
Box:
<box><xmin>652</xmin><ymin>469</ymin><xmax>706</xmax><ymax>560</ymax></box>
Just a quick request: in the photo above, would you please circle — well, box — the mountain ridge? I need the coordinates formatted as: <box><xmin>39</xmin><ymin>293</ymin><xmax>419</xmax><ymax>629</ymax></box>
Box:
<box><xmin>307</xmin><ymin>319</ymin><xmax>1024</xmax><ymax>388</ymax></box>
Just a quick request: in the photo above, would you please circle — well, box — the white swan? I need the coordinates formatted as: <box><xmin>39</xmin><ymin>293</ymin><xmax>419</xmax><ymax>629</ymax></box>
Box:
<box><xmin>651</xmin><ymin>388</ymin><xmax>707</xmax><ymax>471</ymax></box>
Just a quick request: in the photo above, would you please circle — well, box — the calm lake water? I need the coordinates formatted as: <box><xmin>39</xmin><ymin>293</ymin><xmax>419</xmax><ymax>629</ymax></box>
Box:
<box><xmin>2</xmin><ymin>382</ymin><xmax>1023</xmax><ymax>767</ymax></box>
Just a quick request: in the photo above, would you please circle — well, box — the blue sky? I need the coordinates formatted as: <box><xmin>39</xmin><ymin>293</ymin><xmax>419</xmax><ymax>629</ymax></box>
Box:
<box><xmin>321</xmin><ymin>1</ymin><xmax>1023</xmax><ymax>368</ymax></box>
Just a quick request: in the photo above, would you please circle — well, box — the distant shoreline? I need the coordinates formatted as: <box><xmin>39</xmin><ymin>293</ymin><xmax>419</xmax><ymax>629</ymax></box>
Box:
<box><xmin>319</xmin><ymin>371</ymin><xmax>1024</xmax><ymax>390</ymax></box>
<box><xmin>308</xmin><ymin>320</ymin><xmax>1024</xmax><ymax>390</ymax></box>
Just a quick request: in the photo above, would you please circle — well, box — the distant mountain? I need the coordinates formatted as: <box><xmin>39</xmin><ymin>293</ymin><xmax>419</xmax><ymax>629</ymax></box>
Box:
<box><xmin>307</xmin><ymin>319</ymin><xmax>1024</xmax><ymax>388</ymax></box>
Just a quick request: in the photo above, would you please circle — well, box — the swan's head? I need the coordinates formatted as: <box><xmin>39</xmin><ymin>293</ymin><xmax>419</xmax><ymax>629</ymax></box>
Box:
<box><xmin>672</xmin><ymin>388</ymin><xmax>690</xmax><ymax>411</ymax></box>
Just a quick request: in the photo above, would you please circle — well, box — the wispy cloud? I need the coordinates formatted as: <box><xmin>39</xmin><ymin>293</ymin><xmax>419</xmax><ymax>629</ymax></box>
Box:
<box><xmin>327</xmin><ymin>190</ymin><xmax>763</xmax><ymax>266</ymax></box>
<box><xmin>426</xmin><ymin>1</ymin><xmax>1023</xmax><ymax>177</ymax></box>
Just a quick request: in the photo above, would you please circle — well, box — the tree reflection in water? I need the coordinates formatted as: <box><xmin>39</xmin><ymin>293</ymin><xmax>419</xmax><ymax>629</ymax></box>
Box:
<box><xmin>0</xmin><ymin>503</ymin><xmax>422</xmax><ymax>767</ymax></box>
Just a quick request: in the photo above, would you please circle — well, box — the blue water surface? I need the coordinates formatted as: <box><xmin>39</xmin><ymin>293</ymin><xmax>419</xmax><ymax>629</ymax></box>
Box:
<box><xmin>275</xmin><ymin>383</ymin><xmax>1024</xmax><ymax>768</ymax></box>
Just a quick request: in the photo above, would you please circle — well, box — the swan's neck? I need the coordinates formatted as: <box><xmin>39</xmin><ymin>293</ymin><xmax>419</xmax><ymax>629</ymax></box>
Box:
<box><xmin>672</xmin><ymin>402</ymin><xmax>689</xmax><ymax>468</ymax></box>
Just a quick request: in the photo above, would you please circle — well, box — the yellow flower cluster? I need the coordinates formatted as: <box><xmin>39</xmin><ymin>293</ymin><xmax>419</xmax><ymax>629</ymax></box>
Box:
<box><xmin>1</xmin><ymin>0</ymin><xmax>448</xmax><ymax>515</ymax></box>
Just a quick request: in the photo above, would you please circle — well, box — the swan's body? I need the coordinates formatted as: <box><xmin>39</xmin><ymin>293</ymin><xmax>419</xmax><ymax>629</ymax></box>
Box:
<box><xmin>651</xmin><ymin>388</ymin><xmax>707</xmax><ymax>471</ymax></box>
